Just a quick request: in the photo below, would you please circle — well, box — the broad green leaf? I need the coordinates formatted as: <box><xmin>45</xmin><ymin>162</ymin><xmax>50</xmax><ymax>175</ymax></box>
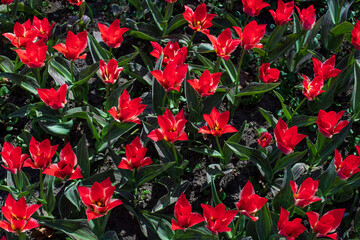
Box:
<box><xmin>290</xmin><ymin>115</ymin><xmax>317</xmax><ymax>127</ymax></box>
<box><xmin>273</xmin><ymin>150</ymin><xmax>308</xmax><ymax>173</ymax></box>
<box><xmin>87</xmin><ymin>32</ymin><xmax>109</xmax><ymax>63</ymax></box>
<box><xmin>143</xmin><ymin>213</ymin><xmax>174</xmax><ymax>240</ymax></box>
<box><xmin>352</xmin><ymin>60</ymin><xmax>360</xmax><ymax>117</ymax></box>
<box><xmin>152</xmin><ymin>55</ymin><xmax>165</xmax><ymax>115</ymax></box>
<box><xmin>317</xmin><ymin>159</ymin><xmax>336</xmax><ymax>194</ymax></box>
<box><xmin>0</xmin><ymin>55</ymin><xmax>14</xmax><ymax>72</ymax></box>
<box><xmin>259</xmin><ymin>107</ymin><xmax>278</xmax><ymax>129</ymax></box>
<box><xmin>144</xmin><ymin>0</ymin><xmax>164</xmax><ymax>31</ymax></box>
<box><xmin>273</xmin><ymin>90</ymin><xmax>292</xmax><ymax>120</ymax></box>
<box><xmin>76</xmin><ymin>135</ymin><xmax>90</xmax><ymax>178</ymax></box>
<box><xmin>41</xmin><ymin>219</ymin><xmax>97</xmax><ymax>240</ymax></box>
<box><xmin>236</xmin><ymin>83</ymin><xmax>280</xmax><ymax>97</ymax></box>
<box><xmin>135</xmin><ymin>162</ymin><xmax>175</xmax><ymax>187</ymax></box>
<box><xmin>190</xmin><ymin>147</ymin><xmax>222</xmax><ymax>158</ymax></box>
<box><xmin>221</xmin><ymin>58</ymin><xmax>237</xmax><ymax>84</ymax></box>
<box><xmin>108</xmin><ymin>80</ymin><xmax>134</xmax><ymax>108</ymax></box>
<box><xmin>118</xmin><ymin>51</ymin><xmax>139</xmax><ymax>66</ymax></box>
<box><xmin>165</xmin><ymin>14</ymin><xmax>187</xmax><ymax>35</ymax></box>
<box><xmin>272</xmin><ymin>167</ymin><xmax>294</xmax><ymax>212</ymax></box>
<box><xmin>39</xmin><ymin>119</ymin><xmax>73</xmax><ymax>137</ymax></box>
<box><xmin>266</xmin><ymin>24</ymin><xmax>287</xmax><ymax>51</ymax></box>
<box><xmin>48</xmin><ymin>58</ymin><xmax>72</xmax><ymax>84</ymax></box>
<box><xmin>255</xmin><ymin>204</ymin><xmax>272</xmax><ymax>240</ymax></box>
<box><xmin>43</xmin><ymin>175</ymin><xmax>55</xmax><ymax>213</ymax></box>
<box><xmin>0</xmin><ymin>73</ymin><xmax>39</xmax><ymax>94</ymax></box>
<box><xmin>64</xmin><ymin>181</ymin><xmax>81</xmax><ymax>211</ymax></box>
<box><xmin>329</xmin><ymin>21</ymin><xmax>354</xmax><ymax>37</ymax></box>
<box><xmin>223</xmin><ymin>121</ymin><xmax>248</xmax><ymax>164</ymax></box>
<box><xmin>75</xmin><ymin>62</ymin><xmax>99</xmax><ymax>86</ymax></box>
<box><xmin>327</xmin><ymin>0</ymin><xmax>340</xmax><ymax>24</ymax></box>
<box><xmin>127</xmin><ymin>30</ymin><xmax>157</xmax><ymax>41</ymax></box>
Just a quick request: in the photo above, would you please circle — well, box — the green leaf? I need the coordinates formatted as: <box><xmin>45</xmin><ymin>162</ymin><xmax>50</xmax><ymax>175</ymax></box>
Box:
<box><xmin>76</xmin><ymin>135</ymin><xmax>90</xmax><ymax>178</ymax></box>
<box><xmin>135</xmin><ymin>162</ymin><xmax>175</xmax><ymax>187</ymax></box>
<box><xmin>144</xmin><ymin>0</ymin><xmax>164</xmax><ymax>31</ymax></box>
<box><xmin>290</xmin><ymin>115</ymin><xmax>317</xmax><ymax>127</ymax></box>
<box><xmin>327</xmin><ymin>0</ymin><xmax>340</xmax><ymax>24</ymax></box>
<box><xmin>165</xmin><ymin>14</ymin><xmax>187</xmax><ymax>35</ymax></box>
<box><xmin>0</xmin><ymin>55</ymin><xmax>14</xmax><ymax>72</ymax></box>
<box><xmin>210</xmin><ymin>175</ymin><xmax>222</xmax><ymax>205</ymax></box>
<box><xmin>41</xmin><ymin>219</ymin><xmax>97</xmax><ymax>240</ymax></box>
<box><xmin>317</xmin><ymin>159</ymin><xmax>337</xmax><ymax>194</ymax></box>
<box><xmin>190</xmin><ymin>147</ymin><xmax>222</xmax><ymax>158</ymax></box>
<box><xmin>48</xmin><ymin>58</ymin><xmax>72</xmax><ymax>84</ymax></box>
<box><xmin>87</xmin><ymin>32</ymin><xmax>109</xmax><ymax>63</ymax></box>
<box><xmin>236</xmin><ymin>83</ymin><xmax>280</xmax><ymax>97</ymax></box>
<box><xmin>330</xmin><ymin>21</ymin><xmax>354</xmax><ymax>37</ymax></box>
<box><xmin>184</xmin><ymin>75</ymin><xmax>199</xmax><ymax>122</ymax></box>
<box><xmin>352</xmin><ymin>60</ymin><xmax>360</xmax><ymax>117</ymax></box>
<box><xmin>221</xmin><ymin>58</ymin><xmax>237</xmax><ymax>84</ymax></box>
<box><xmin>143</xmin><ymin>213</ymin><xmax>174</xmax><ymax>240</ymax></box>
<box><xmin>64</xmin><ymin>182</ymin><xmax>81</xmax><ymax>211</ymax></box>
<box><xmin>266</xmin><ymin>24</ymin><xmax>287</xmax><ymax>51</ymax></box>
<box><xmin>223</xmin><ymin>121</ymin><xmax>248</xmax><ymax>164</ymax></box>
<box><xmin>152</xmin><ymin>55</ymin><xmax>165</xmax><ymax>115</ymax></box>
<box><xmin>255</xmin><ymin>204</ymin><xmax>272</xmax><ymax>240</ymax></box>
<box><xmin>127</xmin><ymin>30</ymin><xmax>157</xmax><ymax>41</ymax></box>
<box><xmin>118</xmin><ymin>51</ymin><xmax>139</xmax><ymax>66</ymax></box>
<box><xmin>108</xmin><ymin>80</ymin><xmax>134</xmax><ymax>108</ymax></box>
<box><xmin>259</xmin><ymin>107</ymin><xmax>277</xmax><ymax>129</ymax></box>
<box><xmin>0</xmin><ymin>73</ymin><xmax>39</xmax><ymax>94</ymax></box>
<box><xmin>273</xmin><ymin>150</ymin><xmax>308</xmax><ymax>173</ymax></box>
<box><xmin>39</xmin><ymin>119</ymin><xmax>73</xmax><ymax>137</ymax></box>
<box><xmin>75</xmin><ymin>62</ymin><xmax>99</xmax><ymax>86</ymax></box>
<box><xmin>225</xmin><ymin>142</ymin><xmax>272</xmax><ymax>183</ymax></box>
<box><xmin>43</xmin><ymin>175</ymin><xmax>55</xmax><ymax>213</ymax></box>
<box><xmin>273</xmin><ymin>91</ymin><xmax>292</xmax><ymax>120</ymax></box>
<box><xmin>272</xmin><ymin>166</ymin><xmax>294</xmax><ymax>212</ymax></box>
<box><xmin>201</xmin><ymin>91</ymin><xmax>227</xmax><ymax>115</ymax></box>
<box><xmin>100</xmin><ymin>231</ymin><xmax>119</xmax><ymax>240</ymax></box>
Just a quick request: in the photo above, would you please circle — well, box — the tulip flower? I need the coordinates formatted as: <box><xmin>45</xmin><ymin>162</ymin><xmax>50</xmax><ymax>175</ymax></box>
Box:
<box><xmin>78</xmin><ymin>177</ymin><xmax>123</xmax><ymax>221</ymax></box>
<box><xmin>53</xmin><ymin>30</ymin><xmax>87</xmax><ymax>61</ymax></box>
<box><xmin>187</xmin><ymin>70</ymin><xmax>222</xmax><ymax>97</ymax></box>
<box><xmin>171</xmin><ymin>193</ymin><xmax>204</xmax><ymax>230</ymax></box>
<box><xmin>302</xmin><ymin>75</ymin><xmax>325</xmax><ymax>101</ymax></box>
<box><xmin>257</xmin><ymin>132</ymin><xmax>272</xmax><ymax>148</ymax></box>
<box><xmin>233</xmin><ymin>21</ymin><xmax>266</xmax><ymax>50</ymax></box>
<box><xmin>148</xmin><ymin>109</ymin><xmax>188</xmax><ymax>143</ymax></box>
<box><xmin>150</xmin><ymin>41</ymin><xmax>187</xmax><ymax>65</ymax></box>
<box><xmin>150</xmin><ymin>61</ymin><xmax>188</xmax><ymax>92</ymax></box>
<box><xmin>3</xmin><ymin>20</ymin><xmax>38</xmax><ymax>48</ymax></box>
<box><xmin>316</xmin><ymin>110</ymin><xmax>349</xmax><ymax>138</ymax></box>
<box><xmin>0</xmin><ymin>236</ymin><xmax>6</xmax><ymax>240</ymax></box>
<box><xmin>306</xmin><ymin>209</ymin><xmax>345</xmax><ymax>240</ymax></box>
<box><xmin>42</xmin><ymin>143</ymin><xmax>83</xmax><ymax>180</ymax></box>
<box><xmin>118</xmin><ymin>136</ymin><xmax>152</xmax><ymax>170</ymax></box>
<box><xmin>201</xmin><ymin>203</ymin><xmax>237</xmax><ymax>234</ymax></box>
<box><xmin>14</xmin><ymin>40</ymin><xmax>47</xmax><ymax>68</ymax></box>
<box><xmin>1</xmin><ymin>142</ymin><xmax>28</xmax><ymax>174</ymax></box>
<box><xmin>199</xmin><ymin>108</ymin><xmax>237</xmax><ymax>137</ymax></box>
<box><xmin>258</xmin><ymin>63</ymin><xmax>280</xmax><ymax>83</ymax></box>
<box><xmin>206</xmin><ymin>28</ymin><xmax>241</xmax><ymax>60</ymax></box>
<box><xmin>277</xmin><ymin>208</ymin><xmax>306</xmax><ymax>240</ymax></box>
<box><xmin>166</xmin><ymin>0</ymin><xmax>176</xmax><ymax>2</ymax></box>
<box><xmin>23</xmin><ymin>137</ymin><xmax>58</xmax><ymax>170</ymax></box>
<box><xmin>68</xmin><ymin>0</ymin><xmax>84</xmax><ymax>6</ymax></box>
<box><xmin>352</xmin><ymin>20</ymin><xmax>360</xmax><ymax>50</ymax></box>
<box><xmin>312</xmin><ymin>55</ymin><xmax>341</xmax><ymax>81</ymax></box>
<box><xmin>290</xmin><ymin>177</ymin><xmax>321</xmax><ymax>208</ymax></box>
<box><xmin>295</xmin><ymin>5</ymin><xmax>316</xmax><ymax>30</ymax></box>
<box><xmin>274</xmin><ymin>118</ymin><xmax>307</xmax><ymax>155</ymax></box>
<box><xmin>1</xmin><ymin>0</ymin><xmax>13</xmax><ymax>4</ymax></box>
<box><xmin>183</xmin><ymin>3</ymin><xmax>217</xmax><ymax>34</ymax></box>
<box><xmin>235</xmin><ymin>181</ymin><xmax>268</xmax><ymax>221</ymax></box>
<box><xmin>37</xmin><ymin>84</ymin><xmax>67</xmax><ymax>109</ymax></box>
<box><xmin>98</xmin><ymin>19</ymin><xmax>129</xmax><ymax>49</ymax></box>
<box><xmin>334</xmin><ymin>147</ymin><xmax>360</xmax><ymax>180</ymax></box>
<box><xmin>99</xmin><ymin>59</ymin><xmax>123</xmax><ymax>84</ymax></box>
<box><xmin>108</xmin><ymin>89</ymin><xmax>146</xmax><ymax>124</ymax></box>
<box><xmin>32</xmin><ymin>16</ymin><xmax>55</xmax><ymax>42</ymax></box>
<box><xmin>0</xmin><ymin>194</ymin><xmax>41</xmax><ymax>234</ymax></box>
<box><xmin>269</xmin><ymin>0</ymin><xmax>294</xmax><ymax>26</ymax></box>
<box><xmin>242</xmin><ymin>0</ymin><xmax>270</xmax><ymax>17</ymax></box>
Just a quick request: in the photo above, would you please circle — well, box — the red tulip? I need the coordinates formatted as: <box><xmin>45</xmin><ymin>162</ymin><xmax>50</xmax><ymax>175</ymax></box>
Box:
<box><xmin>257</xmin><ymin>132</ymin><xmax>272</xmax><ymax>148</ymax></box>
<box><xmin>118</xmin><ymin>136</ymin><xmax>152</xmax><ymax>170</ymax></box>
<box><xmin>233</xmin><ymin>20</ymin><xmax>266</xmax><ymax>50</ymax></box>
<box><xmin>312</xmin><ymin>55</ymin><xmax>341</xmax><ymax>81</ymax></box>
<box><xmin>99</xmin><ymin>59</ymin><xmax>123</xmax><ymax>84</ymax></box>
<box><xmin>148</xmin><ymin>109</ymin><xmax>188</xmax><ymax>143</ymax></box>
<box><xmin>23</xmin><ymin>137</ymin><xmax>58</xmax><ymax>170</ymax></box>
<box><xmin>206</xmin><ymin>28</ymin><xmax>241</xmax><ymax>60</ymax></box>
<box><xmin>352</xmin><ymin>20</ymin><xmax>360</xmax><ymax>50</ymax></box>
<box><xmin>316</xmin><ymin>110</ymin><xmax>349</xmax><ymax>138</ymax></box>
<box><xmin>306</xmin><ymin>209</ymin><xmax>345</xmax><ymax>240</ymax></box>
<box><xmin>32</xmin><ymin>16</ymin><xmax>55</xmax><ymax>42</ymax></box>
<box><xmin>1</xmin><ymin>0</ymin><xmax>13</xmax><ymax>4</ymax></box>
<box><xmin>242</xmin><ymin>0</ymin><xmax>270</xmax><ymax>17</ymax></box>
<box><xmin>108</xmin><ymin>88</ymin><xmax>146</xmax><ymax>124</ymax></box>
<box><xmin>334</xmin><ymin>147</ymin><xmax>360</xmax><ymax>180</ymax></box>
<box><xmin>150</xmin><ymin>61</ymin><xmax>188</xmax><ymax>92</ymax></box>
<box><xmin>269</xmin><ymin>0</ymin><xmax>294</xmax><ymax>26</ymax></box>
<box><xmin>290</xmin><ymin>177</ymin><xmax>321</xmax><ymax>208</ymax></box>
<box><xmin>37</xmin><ymin>84</ymin><xmax>67</xmax><ymax>109</ymax></box>
<box><xmin>295</xmin><ymin>5</ymin><xmax>316</xmax><ymax>30</ymax></box>
<box><xmin>235</xmin><ymin>181</ymin><xmax>268</xmax><ymax>221</ymax></box>
<box><xmin>258</xmin><ymin>63</ymin><xmax>280</xmax><ymax>83</ymax></box>
<box><xmin>0</xmin><ymin>194</ymin><xmax>41</xmax><ymax>234</ymax></box>
<box><xmin>199</xmin><ymin>107</ymin><xmax>237</xmax><ymax>137</ymax></box>
<box><xmin>150</xmin><ymin>41</ymin><xmax>187</xmax><ymax>66</ymax></box>
<box><xmin>68</xmin><ymin>0</ymin><xmax>84</xmax><ymax>6</ymax></box>
<box><xmin>0</xmin><ymin>236</ymin><xmax>6</xmax><ymax>240</ymax></box>
<box><xmin>187</xmin><ymin>70</ymin><xmax>222</xmax><ymax>97</ymax></box>
<box><xmin>53</xmin><ymin>30</ymin><xmax>87</xmax><ymax>61</ymax></box>
<box><xmin>201</xmin><ymin>203</ymin><xmax>237</xmax><ymax>234</ymax></box>
<box><xmin>98</xmin><ymin>19</ymin><xmax>129</xmax><ymax>49</ymax></box>
<box><xmin>277</xmin><ymin>208</ymin><xmax>306</xmax><ymax>240</ymax></box>
<box><xmin>78</xmin><ymin>177</ymin><xmax>123</xmax><ymax>221</ymax></box>
<box><xmin>1</xmin><ymin>142</ymin><xmax>28</xmax><ymax>174</ymax></box>
<box><xmin>274</xmin><ymin>118</ymin><xmax>306</xmax><ymax>155</ymax></box>
<box><xmin>171</xmin><ymin>193</ymin><xmax>205</xmax><ymax>230</ymax></box>
<box><xmin>166</xmin><ymin>0</ymin><xmax>176</xmax><ymax>2</ymax></box>
<box><xmin>42</xmin><ymin>143</ymin><xmax>83</xmax><ymax>180</ymax></box>
<box><xmin>14</xmin><ymin>40</ymin><xmax>47</xmax><ymax>68</ymax></box>
<box><xmin>302</xmin><ymin>75</ymin><xmax>325</xmax><ymax>101</ymax></box>
<box><xmin>2</xmin><ymin>19</ymin><xmax>38</xmax><ymax>48</ymax></box>
<box><xmin>183</xmin><ymin>3</ymin><xmax>217</xmax><ymax>34</ymax></box>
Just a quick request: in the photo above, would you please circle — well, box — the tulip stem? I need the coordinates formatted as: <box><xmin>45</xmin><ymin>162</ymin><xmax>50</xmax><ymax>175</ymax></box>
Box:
<box><xmin>33</xmin><ymin>68</ymin><xmax>42</xmax><ymax>87</ymax></box>
<box><xmin>213</xmin><ymin>57</ymin><xmax>221</xmax><ymax>73</ymax></box>
<box><xmin>70</xmin><ymin>61</ymin><xmax>75</xmax><ymax>82</ymax></box>
<box><xmin>39</xmin><ymin>171</ymin><xmax>46</xmax><ymax>204</ymax></box>
<box><xmin>109</xmin><ymin>47</ymin><xmax>113</xmax><ymax>60</ymax></box>
<box><xmin>235</xmin><ymin>49</ymin><xmax>246</xmax><ymax>95</ymax></box>
<box><xmin>291</xmin><ymin>97</ymin><xmax>306</xmax><ymax>119</ymax></box>
<box><xmin>162</xmin><ymin>91</ymin><xmax>168</xmax><ymax>109</ymax></box>
<box><xmin>172</xmin><ymin>143</ymin><xmax>178</xmax><ymax>165</ymax></box>
<box><xmin>243</xmin><ymin>15</ymin><xmax>250</xmax><ymax>27</ymax></box>
<box><xmin>97</xmin><ymin>216</ymin><xmax>102</xmax><ymax>236</ymax></box>
<box><xmin>232</xmin><ymin>214</ymin><xmax>243</xmax><ymax>238</ymax></box>
<box><xmin>105</xmin><ymin>84</ymin><xmax>110</xmax><ymax>110</ymax></box>
<box><xmin>164</xmin><ymin>2</ymin><xmax>171</xmax><ymax>21</ymax></box>
<box><xmin>196</xmin><ymin>97</ymin><xmax>202</xmax><ymax>122</ymax></box>
<box><xmin>188</xmin><ymin>31</ymin><xmax>197</xmax><ymax>51</ymax></box>
<box><xmin>18</xmin><ymin>232</ymin><xmax>26</xmax><ymax>240</ymax></box>
<box><xmin>13</xmin><ymin>172</ymin><xmax>21</xmax><ymax>191</ymax></box>
<box><xmin>215</xmin><ymin>136</ymin><xmax>224</xmax><ymax>158</ymax></box>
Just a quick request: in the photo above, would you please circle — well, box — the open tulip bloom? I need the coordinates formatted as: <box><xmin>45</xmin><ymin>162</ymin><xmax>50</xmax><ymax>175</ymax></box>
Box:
<box><xmin>23</xmin><ymin>137</ymin><xmax>58</xmax><ymax>170</ymax></box>
<box><xmin>351</xmin><ymin>20</ymin><xmax>360</xmax><ymax>50</ymax></box>
<box><xmin>99</xmin><ymin>59</ymin><xmax>124</xmax><ymax>84</ymax></box>
<box><xmin>53</xmin><ymin>30</ymin><xmax>87</xmax><ymax>61</ymax></box>
<box><xmin>3</xmin><ymin>20</ymin><xmax>38</xmax><ymax>49</ymax></box>
<box><xmin>257</xmin><ymin>132</ymin><xmax>272</xmax><ymax>148</ymax></box>
<box><xmin>277</xmin><ymin>208</ymin><xmax>306</xmax><ymax>240</ymax></box>
<box><xmin>295</xmin><ymin>5</ymin><xmax>316</xmax><ymax>30</ymax></box>
<box><xmin>269</xmin><ymin>0</ymin><xmax>294</xmax><ymax>26</ymax></box>
<box><xmin>199</xmin><ymin>107</ymin><xmax>237</xmax><ymax>137</ymax></box>
<box><xmin>78</xmin><ymin>177</ymin><xmax>123</xmax><ymax>221</ymax></box>
<box><xmin>32</xmin><ymin>16</ymin><xmax>55</xmax><ymax>42</ymax></box>
<box><xmin>37</xmin><ymin>84</ymin><xmax>67</xmax><ymax>109</ymax></box>
<box><xmin>201</xmin><ymin>203</ymin><xmax>237</xmax><ymax>234</ymax></box>
<box><xmin>151</xmin><ymin>61</ymin><xmax>188</xmax><ymax>92</ymax></box>
<box><xmin>1</xmin><ymin>142</ymin><xmax>28</xmax><ymax>174</ymax></box>
<box><xmin>334</xmin><ymin>147</ymin><xmax>360</xmax><ymax>180</ymax></box>
<box><xmin>150</xmin><ymin>41</ymin><xmax>187</xmax><ymax>66</ymax></box>
<box><xmin>98</xmin><ymin>19</ymin><xmax>129</xmax><ymax>49</ymax></box>
<box><xmin>118</xmin><ymin>136</ymin><xmax>152</xmax><ymax>170</ymax></box>
<box><xmin>183</xmin><ymin>3</ymin><xmax>217</xmax><ymax>34</ymax></box>
<box><xmin>233</xmin><ymin>20</ymin><xmax>266</xmax><ymax>50</ymax></box>
<box><xmin>242</xmin><ymin>0</ymin><xmax>270</xmax><ymax>17</ymax></box>
<box><xmin>187</xmin><ymin>70</ymin><xmax>222</xmax><ymax>97</ymax></box>
<box><xmin>235</xmin><ymin>181</ymin><xmax>268</xmax><ymax>221</ymax></box>
<box><xmin>312</xmin><ymin>55</ymin><xmax>341</xmax><ymax>81</ymax></box>
<box><xmin>259</xmin><ymin>63</ymin><xmax>280</xmax><ymax>83</ymax></box>
<box><xmin>0</xmin><ymin>194</ymin><xmax>41</xmax><ymax>234</ymax></box>
<box><xmin>171</xmin><ymin>193</ymin><xmax>204</xmax><ymax>230</ymax></box>
<box><xmin>316</xmin><ymin>109</ymin><xmax>349</xmax><ymax>138</ymax></box>
<box><xmin>14</xmin><ymin>40</ymin><xmax>47</xmax><ymax>68</ymax></box>
<box><xmin>290</xmin><ymin>177</ymin><xmax>321</xmax><ymax>208</ymax></box>
<box><xmin>306</xmin><ymin>209</ymin><xmax>345</xmax><ymax>240</ymax></box>
<box><xmin>302</xmin><ymin>75</ymin><xmax>325</xmax><ymax>101</ymax></box>
<box><xmin>206</xmin><ymin>28</ymin><xmax>241</xmax><ymax>60</ymax></box>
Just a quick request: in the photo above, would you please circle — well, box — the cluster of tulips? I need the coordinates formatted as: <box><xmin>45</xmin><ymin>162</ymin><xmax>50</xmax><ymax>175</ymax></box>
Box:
<box><xmin>0</xmin><ymin>0</ymin><xmax>360</xmax><ymax>239</ymax></box>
